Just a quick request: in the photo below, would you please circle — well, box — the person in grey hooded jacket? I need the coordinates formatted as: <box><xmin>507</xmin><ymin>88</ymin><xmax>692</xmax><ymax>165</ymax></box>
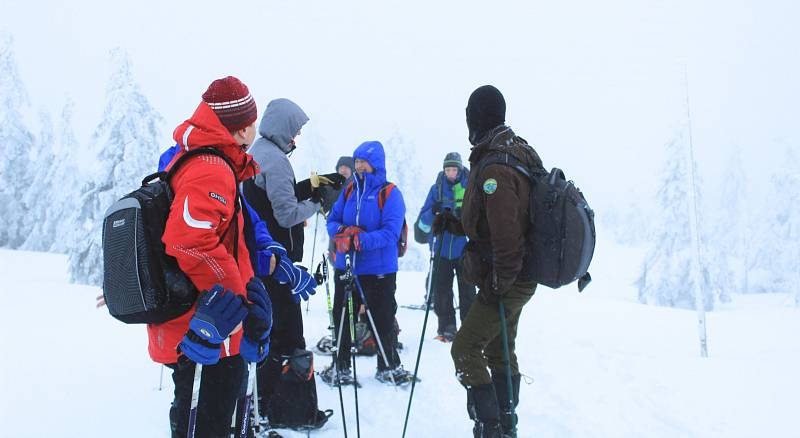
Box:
<box><xmin>242</xmin><ymin>98</ymin><xmax>341</xmax><ymax>428</ymax></box>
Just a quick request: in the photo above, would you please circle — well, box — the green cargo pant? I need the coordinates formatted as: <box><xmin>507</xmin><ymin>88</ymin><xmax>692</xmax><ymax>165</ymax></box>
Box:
<box><xmin>451</xmin><ymin>281</ymin><xmax>536</xmax><ymax>387</ymax></box>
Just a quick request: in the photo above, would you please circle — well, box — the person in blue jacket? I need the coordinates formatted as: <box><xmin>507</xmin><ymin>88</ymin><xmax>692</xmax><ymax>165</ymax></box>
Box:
<box><xmin>326</xmin><ymin>140</ymin><xmax>413</xmax><ymax>385</ymax></box>
<box><xmin>417</xmin><ymin>152</ymin><xmax>476</xmax><ymax>342</ymax></box>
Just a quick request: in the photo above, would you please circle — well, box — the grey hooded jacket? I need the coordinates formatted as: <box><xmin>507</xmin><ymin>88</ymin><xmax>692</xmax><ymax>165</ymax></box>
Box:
<box><xmin>243</xmin><ymin>98</ymin><xmax>318</xmax><ymax>260</ymax></box>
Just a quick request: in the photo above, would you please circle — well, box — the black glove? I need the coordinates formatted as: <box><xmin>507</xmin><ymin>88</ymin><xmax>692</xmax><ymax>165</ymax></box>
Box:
<box><xmin>316</xmin><ymin>185</ymin><xmax>341</xmax><ymax>214</ymax></box>
<box><xmin>477</xmin><ymin>270</ymin><xmax>502</xmax><ymax>305</ymax></box>
<box><xmin>305</xmin><ymin>172</ymin><xmax>347</xmax><ymax>205</ymax></box>
<box><xmin>431</xmin><ymin>210</ymin><xmax>464</xmax><ymax>236</ymax></box>
<box><xmin>317</xmin><ymin>172</ymin><xmax>346</xmax><ymax>189</ymax></box>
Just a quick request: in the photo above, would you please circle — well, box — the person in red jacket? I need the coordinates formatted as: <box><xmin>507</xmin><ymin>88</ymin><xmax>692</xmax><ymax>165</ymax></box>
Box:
<box><xmin>149</xmin><ymin>76</ymin><xmax>271</xmax><ymax>437</ymax></box>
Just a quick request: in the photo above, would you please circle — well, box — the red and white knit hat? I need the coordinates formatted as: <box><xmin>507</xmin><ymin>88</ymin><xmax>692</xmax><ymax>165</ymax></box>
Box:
<box><xmin>202</xmin><ymin>76</ymin><xmax>258</xmax><ymax>131</ymax></box>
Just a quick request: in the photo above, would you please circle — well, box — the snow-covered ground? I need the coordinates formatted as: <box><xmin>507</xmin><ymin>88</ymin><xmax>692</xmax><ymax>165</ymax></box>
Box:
<box><xmin>1</xmin><ymin>238</ymin><xmax>798</xmax><ymax>438</ymax></box>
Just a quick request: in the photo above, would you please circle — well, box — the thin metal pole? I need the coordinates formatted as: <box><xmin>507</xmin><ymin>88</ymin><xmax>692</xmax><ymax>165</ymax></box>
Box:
<box><xmin>323</xmin><ymin>256</ymin><xmax>348</xmax><ymax>437</ymax></box>
<box><xmin>685</xmin><ymin>65</ymin><xmax>709</xmax><ymax>358</ymax></box>
<box><xmin>186</xmin><ymin>363</ymin><xmax>202</xmax><ymax>438</ymax></box>
<box><xmin>402</xmin><ymin>235</ymin><xmax>443</xmax><ymax>437</ymax></box>
<box><xmin>307</xmin><ymin>212</ymin><xmax>320</xmax><ymax>313</ymax></box>
<box><xmin>498</xmin><ymin>299</ymin><xmax>517</xmax><ymax>434</ymax></box>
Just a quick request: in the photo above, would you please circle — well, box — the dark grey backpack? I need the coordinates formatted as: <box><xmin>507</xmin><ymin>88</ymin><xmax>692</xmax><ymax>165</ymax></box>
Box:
<box><xmin>101</xmin><ymin>147</ymin><xmax>238</xmax><ymax>324</ymax></box>
<box><xmin>478</xmin><ymin>153</ymin><xmax>595</xmax><ymax>291</ymax></box>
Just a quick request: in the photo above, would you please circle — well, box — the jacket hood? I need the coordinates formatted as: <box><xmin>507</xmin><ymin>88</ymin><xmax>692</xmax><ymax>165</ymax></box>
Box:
<box><xmin>353</xmin><ymin>141</ymin><xmax>387</xmax><ymax>184</ymax></box>
<box><xmin>258</xmin><ymin>98</ymin><xmax>309</xmax><ymax>153</ymax></box>
<box><xmin>172</xmin><ymin>102</ymin><xmax>259</xmax><ymax>181</ymax></box>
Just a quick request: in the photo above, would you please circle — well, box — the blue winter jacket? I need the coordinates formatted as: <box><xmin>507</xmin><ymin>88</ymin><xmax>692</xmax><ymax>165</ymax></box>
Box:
<box><xmin>158</xmin><ymin>144</ymin><xmax>278</xmax><ymax>277</ymax></box>
<box><xmin>418</xmin><ymin>169</ymin><xmax>469</xmax><ymax>260</ymax></box>
<box><xmin>327</xmin><ymin>141</ymin><xmax>406</xmax><ymax>275</ymax></box>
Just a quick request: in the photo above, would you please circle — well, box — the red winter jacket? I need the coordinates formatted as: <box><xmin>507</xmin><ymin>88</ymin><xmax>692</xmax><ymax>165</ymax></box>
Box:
<box><xmin>147</xmin><ymin>102</ymin><xmax>259</xmax><ymax>365</ymax></box>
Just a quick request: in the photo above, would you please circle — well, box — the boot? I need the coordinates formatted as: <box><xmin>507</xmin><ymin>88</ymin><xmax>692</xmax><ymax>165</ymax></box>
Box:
<box><xmin>467</xmin><ymin>383</ymin><xmax>504</xmax><ymax>438</ymax></box>
<box><xmin>492</xmin><ymin>373</ymin><xmax>521</xmax><ymax>437</ymax></box>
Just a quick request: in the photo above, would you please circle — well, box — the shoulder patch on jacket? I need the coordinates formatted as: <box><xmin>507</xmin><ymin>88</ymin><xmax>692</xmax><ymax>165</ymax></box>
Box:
<box><xmin>483</xmin><ymin>178</ymin><xmax>498</xmax><ymax>195</ymax></box>
<box><xmin>209</xmin><ymin>192</ymin><xmax>227</xmax><ymax>205</ymax></box>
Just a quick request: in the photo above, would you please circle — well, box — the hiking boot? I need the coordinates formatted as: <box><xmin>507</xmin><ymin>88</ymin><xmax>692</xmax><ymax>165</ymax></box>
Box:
<box><xmin>473</xmin><ymin>420</ymin><xmax>504</xmax><ymax>438</ymax></box>
<box><xmin>492</xmin><ymin>373</ymin><xmax>520</xmax><ymax>436</ymax></box>
<box><xmin>375</xmin><ymin>365</ymin><xmax>419</xmax><ymax>385</ymax></box>
<box><xmin>435</xmin><ymin>329</ymin><xmax>456</xmax><ymax>343</ymax></box>
<box><xmin>468</xmin><ymin>383</ymin><xmax>504</xmax><ymax>437</ymax></box>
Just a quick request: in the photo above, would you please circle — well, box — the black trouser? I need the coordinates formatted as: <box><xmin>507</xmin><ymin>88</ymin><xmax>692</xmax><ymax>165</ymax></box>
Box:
<box><xmin>168</xmin><ymin>355</ymin><xmax>246</xmax><ymax>438</ymax></box>
<box><xmin>334</xmin><ymin>271</ymin><xmax>400</xmax><ymax>371</ymax></box>
<box><xmin>256</xmin><ymin>277</ymin><xmax>306</xmax><ymax>412</ymax></box>
<box><xmin>331</xmin><ymin>269</ymin><xmax>363</xmax><ymax>370</ymax></box>
<box><xmin>433</xmin><ymin>257</ymin><xmax>476</xmax><ymax>335</ymax></box>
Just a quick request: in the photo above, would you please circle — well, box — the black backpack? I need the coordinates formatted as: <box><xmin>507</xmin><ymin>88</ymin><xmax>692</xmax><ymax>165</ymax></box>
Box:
<box><xmin>101</xmin><ymin>147</ymin><xmax>238</xmax><ymax>324</ymax></box>
<box><xmin>264</xmin><ymin>349</ymin><xmax>333</xmax><ymax>430</ymax></box>
<box><xmin>478</xmin><ymin>153</ymin><xmax>595</xmax><ymax>291</ymax></box>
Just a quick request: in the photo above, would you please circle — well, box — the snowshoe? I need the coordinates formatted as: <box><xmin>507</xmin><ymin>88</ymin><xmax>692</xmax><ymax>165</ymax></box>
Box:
<box><xmin>319</xmin><ymin>364</ymin><xmax>361</xmax><ymax>388</ymax></box>
<box><xmin>375</xmin><ymin>366</ymin><xmax>421</xmax><ymax>386</ymax></box>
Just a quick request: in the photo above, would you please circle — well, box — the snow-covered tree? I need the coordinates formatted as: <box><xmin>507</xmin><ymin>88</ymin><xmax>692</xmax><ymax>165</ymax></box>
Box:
<box><xmin>706</xmin><ymin>146</ymin><xmax>748</xmax><ymax>302</ymax></box>
<box><xmin>383</xmin><ymin>131</ymin><xmax>427</xmax><ymax>272</ymax></box>
<box><xmin>67</xmin><ymin>49</ymin><xmax>164</xmax><ymax>285</ymax></box>
<box><xmin>20</xmin><ymin>109</ymin><xmax>56</xmax><ymax>251</ymax></box>
<box><xmin>0</xmin><ymin>34</ymin><xmax>35</xmax><ymax>248</ymax></box>
<box><xmin>22</xmin><ymin>99</ymin><xmax>81</xmax><ymax>252</ymax></box>
<box><xmin>756</xmin><ymin>146</ymin><xmax>800</xmax><ymax>303</ymax></box>
<box><xmin>637</xmin><ymin>129</ymin><xmax>714</xmax><ymax>310</ymax></box>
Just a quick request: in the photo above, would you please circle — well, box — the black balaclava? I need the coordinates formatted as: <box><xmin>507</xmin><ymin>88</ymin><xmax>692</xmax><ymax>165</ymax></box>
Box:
<box><xmin>466</xmin><ymin>85</ymin><xmax>506</xmax><ymax>145</ymax></box>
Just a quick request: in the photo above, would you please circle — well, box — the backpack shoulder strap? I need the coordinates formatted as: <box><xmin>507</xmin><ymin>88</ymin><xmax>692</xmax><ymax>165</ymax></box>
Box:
<box><xmin>164</xmin><ymin>147</ymin><xmax>241</xmax><ymax>259</ymax></box>
<box><xmin>343</xmin><ymin>181</ymin><xmax>355</xmax><ymax>202</ymax></box>
<box><xmin>165</xmin><ymin>147</ymin><xmax>236</xmax><ymax>182</ymax></box>
<box><xmin>478</xmin><ymin>152</ymin><xmax>540</xmax><ymax>183</ymax></box>
<box><xmin>378</xmin><ymin>182</ymin><xmax>395</xmax><ymax>210</ymax></box>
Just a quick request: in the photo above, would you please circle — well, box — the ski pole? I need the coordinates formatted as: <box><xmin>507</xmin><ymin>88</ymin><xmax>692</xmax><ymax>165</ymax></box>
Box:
<box><xmin>158</xmin><ymin>364</ymin><xmax>164</xmax><ymax>391</ymax></box>
<box><xmin>352</xmin><ymin>276</ymin><xmax>397</xmax><ymax>386</ymax></box>
<box><xmin>344</xmin><ymin>255</ymin><xmax>361</xmax><ymax>438</ymax></box>
<box><xmin>402</xmin><ymin>234</ymin><xmax>444</xmax><ymax>438</ymax></box>
<box><xmin>320</xmin><ymin>256</ymin><xmax>348</xmax><ymax>438</ymax></box>
<box><xmin>187</xmin><ymin>363</ymin><xmax>203</xmax><ymax>438</ymax></box>
<box><xmin>498</xmin><ymin>298</ymin><xmax>517</xmax><ymax>435</ymax></box>
<box><xmin>234</xmin><ymin>362</ymin><xmax>257</xmax><ymax>437</ymax></box>
<box><xmin>253</xmin><ymin>365</ymin><xmax>263</xmax><ymax>436</ymax></box>
<box><xmin>350</xmin><ymin>250</ymin><xmax>398</xmax><ymax>386</ymax></box>
<box><xmin>307</xmin><ymin>212</ymin><xmax>320</xmax><ymax>313</ymax></box>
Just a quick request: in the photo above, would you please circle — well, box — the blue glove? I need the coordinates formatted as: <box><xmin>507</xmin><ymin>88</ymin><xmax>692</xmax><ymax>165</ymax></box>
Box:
<box><xmin>290</xmin><ymin>266</ymin><xmax>316</xmax><ymax>303</ymax></box>
<box><xmin>240</xmin><ymin>278</ymin><xmax>272</xmax><ymax>363</ymax></box>
<box><xmin>267</xmin><ymin>244</ymin><xmax>317</xmax><ymax>303</ymax></box>
<box><xmin>244</xmin><ymin>200</ymin><xmax>275</xmax><ymax>277</ymax></box>
<box><xmin>179</xmin><ymin>285</ymin><xmax>248</xmax><ymax>365</ymax></box>
<box><xmin>252</xmin><ymin>248</ymin><xmax>274</xmax><ymax>277</ymax></box>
